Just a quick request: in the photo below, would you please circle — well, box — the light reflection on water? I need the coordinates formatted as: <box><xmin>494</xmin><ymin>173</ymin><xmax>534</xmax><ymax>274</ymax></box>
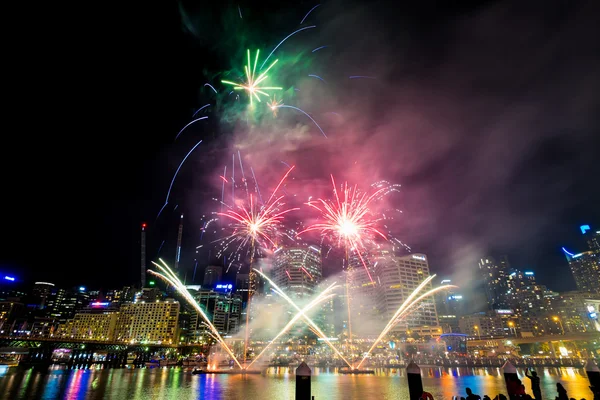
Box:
<box><xmin>0</xmin><ymin>365</ymin><xmax>594</xmax><ymax>399</ymax></box>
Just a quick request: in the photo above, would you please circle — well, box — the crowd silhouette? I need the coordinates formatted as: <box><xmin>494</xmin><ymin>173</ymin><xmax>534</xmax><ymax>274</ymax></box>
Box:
<box><xmin>419</xmin><ymin>368</ymin><xmax>600</xmax><ymax>400</ymax></box>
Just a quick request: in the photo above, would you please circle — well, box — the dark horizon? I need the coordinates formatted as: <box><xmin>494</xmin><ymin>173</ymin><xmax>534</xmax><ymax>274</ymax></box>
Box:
<box><xmin>2</xmin><ymin>0</ymin><xmax>599</xmax><ymax>293</ymax></box>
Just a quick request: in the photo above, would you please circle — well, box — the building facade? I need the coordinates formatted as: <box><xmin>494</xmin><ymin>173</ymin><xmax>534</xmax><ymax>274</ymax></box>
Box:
<box><xmin>273</xmin><ymin>245</ymin><xmax>322</xmax><ymax>298</ymax></box>
<box><xmin>114</xmin><ymin>300</ymin><xmax>180</xmax><ymax>344</ymax></box>
<box><xmin>57</xmin><ymin>312</ymin><xmax>118</xmax><ymax>341</ymax></box>
<box><xmin>375</xmin><ymin>253</ymin><xmax>439</xmax><ymax>333</ymax></box>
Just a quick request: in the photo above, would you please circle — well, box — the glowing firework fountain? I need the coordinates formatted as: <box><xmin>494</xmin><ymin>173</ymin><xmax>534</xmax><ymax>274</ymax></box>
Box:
<box><xmin>247</xmin><ymin>283</ymin><xmax>339</xmax><ymax>369</ymax></box>
<box><xmin>252</xmin><ymin>269</ymin><xmax>353</xmax><ymax>369</ymax></box>
<box><xmin>148</xmin><ymin>259</ymin><xmax>244</xmax><ymax>369</ymax></box>
<box><xmin>355</xmin><ymin>274</ymin><xmax>457</xmax><ymax>370</ymax></box>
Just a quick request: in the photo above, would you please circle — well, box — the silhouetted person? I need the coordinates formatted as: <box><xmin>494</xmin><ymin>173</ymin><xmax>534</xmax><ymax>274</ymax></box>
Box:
<box><xmin>556</xmin><ymin>383</ymin><xmax>568</xmax><ymax>400</ymax></box>
<box><xmin>483</xmin><ymin>396</ymin><xmax>491</xmax><ymax>400</ymax></box>
<box><xmin>466</xmin><ymin>388</ymin><xmax>482</xmax><ymax>400</ymax></box>
<box><xmin>526</xmin><ymin>369</ymin><xmax>542</xmax><ymax>400</ymax></box>
<box><xmin>493</xmin><ymin>395</ymin><xmax>508</xmax><ymax>400</ymax></box>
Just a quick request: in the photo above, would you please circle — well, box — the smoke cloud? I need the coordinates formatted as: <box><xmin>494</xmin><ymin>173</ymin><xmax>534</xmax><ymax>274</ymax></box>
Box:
<box><xmin>176</xmin><ymin>0</ymin><xmax>600</xmax><ymax>296</ymax></box>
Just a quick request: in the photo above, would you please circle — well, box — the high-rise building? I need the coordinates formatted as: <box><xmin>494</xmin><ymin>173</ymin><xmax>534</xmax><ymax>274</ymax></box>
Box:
<box><xmin>562</xmin><ymin>247</ymin><xmax>600</xmax><ymax>294</ymax></box>
<box><xmin>478</xmin><ymin>256</ymin><xmax>511</xmax><ymax>309</ymax></box>
<box><xmin>188</xmin><ymin>288</ymin><xmax>242</xmax><ymax>336</ymax></box>
<box><xmin>581</xmin><ymin>225</ymin><xmax>599</xmax><ymax>254</ymax></box>
<box><xmin>53</xmin><ymin>287</ymin><xmax>91</xmax><ymax>324</ymax></box>
<box><xmin>114</xmin><ymin>299</ymin><xmax>180</xmax><ymax>344</ymax></box>
<box><xmin>273</xmin><ymin>245</ymin><xmax>322</xmax><ymax>298</ymax></box>
<box><xmin>375</xmin><ymin>253</ymin><xmax>439</xmax><ymax>333</ymax></box>
<box><xmin>203</xmin><ymin>266</ymin><xmax>223</xmax><ymax>288</ymax></box>
<box><xmin>31</xmin><ymin>282</ymin><xmax>55</xmax><ymax>309</ymax></box>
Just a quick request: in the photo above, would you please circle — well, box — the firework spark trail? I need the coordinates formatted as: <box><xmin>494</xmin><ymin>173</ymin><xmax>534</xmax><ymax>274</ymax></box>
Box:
<box><xmin>356</xmin><ymin>281</ymin><xmax>458</xmax><ymax>369</ymax></box>
<box><xmin>221</xmin><ymin>165</ymin><xmax>227</xmax><ymax>214</ymax></box>
<box><xmin>204</xmin><ymin>83</ymin><xmax>218</xmax><ymax>93</ymax></box>
<box><xmin>175</xmin><ymin>116</ymin><xmax>208</xmax><ymax>140</ymax></box>
<box><xmin>192</xmin><ymin>104</ymin><xmax>211</xmax><ymax>117</ymax></box>
<box><xmin>156</xmin><ymin>240</ymin><xmax>165</xmax><ymax>257</ymax></box>
<box><xmin>267</xmin><ymin>165</ymin><xmax>294</xmax><ymax>205</ymax></box>
<box><xmin>238</xmin><ymin>150</ymin><xmax>249</xmax><ymax>198</ymax></box>
<box><xmin>274</xmin><ymin>105</ymin><xmax>327</xmax><ymax>138</ymax></box>
<box><xmin>308</xmin><ymin>74</ymin><xmax>326</xmax><ymax>83</ymax></box>
<box><xmin>301</xmin><ymin>267</ymin><xmax>313</xmax><ymax>279</ymax></box>
<box><xmin>300</xmin><ymin>4</ymin><xmax>320</xmax><ymax>24</ymax></box>
<box><xmin>148</xmin><ymin>259</ymin><xmax>243</xmax><ymax>369</ymax></box>
<box><xmin>231</xmin><ymin>154</ymin><xmax>235</xmax><ymax>204</ymax></box>
<box><xmin>285</xmin><ymin>270</ymin><xmax>292</xmax><ymax>280</ymax></box>
<box><xmin>253</xmin><ymin>269</ymin><xmax>352</xmax><ymax>368</ymax></box>
<box><xmin>156</xmin><ymin>140</ymin><xmax>202</xmax><ymax>219</ymax></box>
<box><xmin>249</xmin><ymin>166</ymin><xmax>264</xmax><ymax>205</ymax></box>
<box><xmin>247</xmin><ymin>284</ymin><xmax>338</xmax><ymax>369</ymax></box>
<box><xmin>260</xmin><ymin>26</ymin><xmax>316</xmax><ymax>69</ymax></box>
<box><xmin>238</xmin><ymin>5</ymin><xmax>242</xmax><ymax>19</ymax></box>
<box><xmin>312</xmin><ymin>45</ymin><xmax>328</xmax><ymax>53</ymax></box>
<box><xmin>298</xmin><ymin>175</ymin><xmax>390</xmax><ymax>281</ymax></box>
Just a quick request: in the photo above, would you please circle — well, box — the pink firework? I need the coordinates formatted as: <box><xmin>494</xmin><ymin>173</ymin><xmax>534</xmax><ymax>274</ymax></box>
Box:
<box><xmin>298</xmin><ymin>175</ymin><xmax>389</xmax><ymax>282</ymax></box>
<box><xmin>217</xmin><ymin>166</ymin><xmax>298</xmax><ymax>258</ymax></box>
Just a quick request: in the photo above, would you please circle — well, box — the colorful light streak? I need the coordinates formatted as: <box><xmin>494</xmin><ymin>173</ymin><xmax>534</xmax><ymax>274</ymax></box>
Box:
<box><xmin>356</xmin><ymin>275</ymin><xmax>457</xmax><ymax>369</ymax></box>
<box><xmin>204</xmin><ymin>83</ymin><xmax>217</xmax><ymax>94</ymax></box>
<box><xmin>156</xmin><ymin>140</ymin><xmax>202</xmax><ymax>219</ymax></box>
<box><xmin>222</xmin><ymin>50</ymin><xmax>282</xmax><ymax>105</ymax></box>
<box><xmin>192</xmin><ymin>104</ymin><xmax>211</xmax><ymax>117</ymax></box>
<box><xmin>300</xmin><ymin>4</ymin><xmax>320</xmax><ymax>24</ymax></box>
<box><xmin>260</xmin><ymin>26</ymin><xmax>316</xmax><ymax>69</ymax></box>
<box><xmin>273</xmin><ymin>105</ymin><xmax>327</xmax><ymax>138</ymax></box>
<box><xmin>148</xmin><ymin>259</ymin><xmax>243</xmax><ymax>369</ymax></box>
<box><xmin>174</xmin><ymin>116</ymin><xmax>208</xmax><ymax>141</ymax></box>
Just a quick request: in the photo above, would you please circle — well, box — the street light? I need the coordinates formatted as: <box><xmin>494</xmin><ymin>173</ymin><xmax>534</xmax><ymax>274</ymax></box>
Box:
<box><xmin>508</xmin><ymin>321</ymin><xmax>516</xmax><ymax>337</ymax></box>
<box><xmin>553</xmin><ymin>316</ymin><xmax>565</xmax><ymax>335</ymax></box>
<box><xmin>474</xmin><ymin>325</ymin><xmax>480</xmax><ymax>339</ymax></box>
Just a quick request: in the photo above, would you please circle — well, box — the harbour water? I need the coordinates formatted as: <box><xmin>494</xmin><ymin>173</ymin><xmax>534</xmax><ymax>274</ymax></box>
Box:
<box><xmin>0</xmin><ymin>365</ymin><xmax>594</xmax><ymax>399</ymax></box>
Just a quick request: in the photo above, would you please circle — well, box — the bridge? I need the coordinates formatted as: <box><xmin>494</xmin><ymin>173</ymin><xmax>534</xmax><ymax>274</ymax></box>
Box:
<box><xmin>0</xmin><ymin>336</ymin><xmax>209</xmax><ymax>367</ymax></box>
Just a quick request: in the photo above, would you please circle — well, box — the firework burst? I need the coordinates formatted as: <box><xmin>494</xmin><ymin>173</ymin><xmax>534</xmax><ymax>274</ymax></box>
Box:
<box><xmin>268</xmin><ymin>96</ymin><xmax>283</xmax><ymax>117</ymax></box>
<box><xmin>298</xmin><ymin>175</ymin><xmax>394</xmax><ymax>282</ymax></box>
<box><xmin>216</xmin><ymin>165</ymin><xmax>298</xmax><ymax>267</ymax></box>
<box><xmin>221</xmin><ymin>49</ymin><xmax>282</xmax><ymax>105</ymax></box>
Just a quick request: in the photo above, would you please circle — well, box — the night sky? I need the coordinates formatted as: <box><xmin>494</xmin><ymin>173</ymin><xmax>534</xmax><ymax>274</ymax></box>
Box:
<box><xmin>2</xmin><ymin>1</ymin><xmax>599</xmax><ymax>294</ymax></box>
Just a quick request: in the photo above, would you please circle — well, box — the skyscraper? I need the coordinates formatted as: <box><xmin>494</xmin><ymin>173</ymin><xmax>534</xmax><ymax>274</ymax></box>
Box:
<box><xmin>562</xmin><ymin>247</ymin><xmax>600</xmax><ymax>294</ymax></box>
<box><xmin>32</xmin><ymin>282</ymin><xmax>55</xmax><ymax>309</ymax></box>
<box><xmin>273</xmin><ymin>245</ymin><xmax>322</xmax><ymax>298</ymax></box>
<box><xmin>203</xmin><ymin>266</ymin><xmax>223</xmax><ymax>288</ymax></box>
<box><xmin>375</xmin><ymin>253</ymin><xmax>439</xmax><ymax>333</ymax></box>
<box><xmin>478</xmin><ymin>256</ymin><xmax>511</xmax><ymax>309</ymax></box>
